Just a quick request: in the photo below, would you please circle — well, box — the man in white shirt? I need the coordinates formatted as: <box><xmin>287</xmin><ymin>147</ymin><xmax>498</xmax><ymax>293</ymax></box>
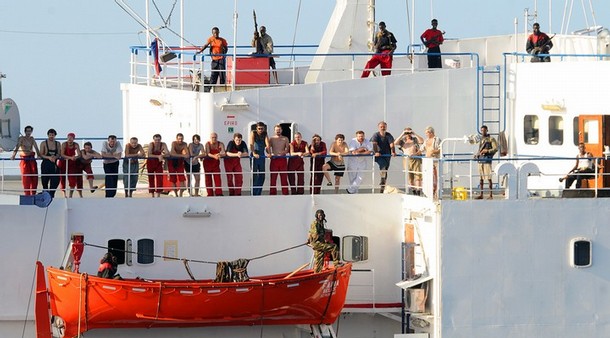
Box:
<box><xmin>346</xmin><ymin>130</ymin><xmax>373</xmax><ymax>194</ymax></box>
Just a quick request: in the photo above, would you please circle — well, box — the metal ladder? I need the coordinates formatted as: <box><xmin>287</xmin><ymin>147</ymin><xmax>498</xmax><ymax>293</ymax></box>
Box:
<box><xmin>480</xmin><ymin>65</ymin><xmax>502</xmax><ymax>135</ymax></box>
<box><xmin>310</xmin><ymin>324</ymin><xmax>337</xmax><ymax>338</ymax></box>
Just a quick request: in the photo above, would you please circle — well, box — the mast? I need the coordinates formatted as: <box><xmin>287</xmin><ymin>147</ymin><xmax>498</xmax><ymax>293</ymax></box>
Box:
<box><xmin>368</xmin><ymin>0</ymin><xmax>375</xmax><ymax>51</ymax></box>
<box><xmin>0</xmin><ymin>72</ymin><xmax>5</xmax><ymax>100</ymax></box>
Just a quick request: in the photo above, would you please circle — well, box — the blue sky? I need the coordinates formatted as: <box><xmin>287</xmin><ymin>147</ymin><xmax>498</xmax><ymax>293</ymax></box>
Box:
<box><xmin>0</xmin><ymin>0</ymin><xmax>607</xmax><ymax>139</ymax></box>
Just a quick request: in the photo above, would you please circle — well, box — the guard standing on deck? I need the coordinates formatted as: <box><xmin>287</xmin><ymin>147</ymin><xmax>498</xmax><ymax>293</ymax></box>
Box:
<box><xmin>307</xmin><ymin>209</ymin><xmax>340</xmax><ymax>273</ymax></box>
<box><xmin>420</xmin><ymin>19</ymin><xmax>444</xmax><ymax>68</ymax></box>
<box><xmin>361</xmin><ymin>21</ymin><xmax>397</xmax><ymax>78</ymax></box>
<box><xmin>526</xmin><ymin>22</ymin><xmax>553</xmax><ymax>62</ymax></box>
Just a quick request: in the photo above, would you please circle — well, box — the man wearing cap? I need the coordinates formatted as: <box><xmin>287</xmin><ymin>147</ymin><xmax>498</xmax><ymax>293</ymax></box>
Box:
<box><xmin>475</xmin><ymin>125</ymin><xmax>497</xmax><ymax>199</ymax></box>
<box><xmin>361</xmin><ymin>21</ymin><xmax>397</xmax><ymax>77</ymax></box>
<box><xmin>307</xmin><ymin>209</ymin><xmax>340</xmax><ymax>273</ymax></box>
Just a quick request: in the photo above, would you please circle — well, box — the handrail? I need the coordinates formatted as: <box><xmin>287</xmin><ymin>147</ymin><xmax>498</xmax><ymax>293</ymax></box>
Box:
<box><xmin>129</xmin><ymin>43</ymin><xmax>481</xmax><ymax>89</ymax></box>
<box><xmin>1</xmin><ymin>153</ymin><xmax>608</xmax><ymax>200</ymax></box>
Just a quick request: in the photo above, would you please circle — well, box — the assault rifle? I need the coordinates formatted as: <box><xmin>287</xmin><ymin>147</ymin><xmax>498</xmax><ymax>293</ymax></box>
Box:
<box><xmin>530</xmin><ymin>33</ymin><xmax>555</xmax><ymax>62</ymax></box>
<box><xmin>252</xmin><ymin>9</ymin><xmax>264</xmax><ymax>54</ymax></box>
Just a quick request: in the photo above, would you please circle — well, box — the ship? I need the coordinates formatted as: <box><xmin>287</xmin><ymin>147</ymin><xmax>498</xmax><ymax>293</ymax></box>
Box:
<box><xmin>2</xmin><ymin>0</ymin><xmax>610</xmax><ymax>337</ymax></box>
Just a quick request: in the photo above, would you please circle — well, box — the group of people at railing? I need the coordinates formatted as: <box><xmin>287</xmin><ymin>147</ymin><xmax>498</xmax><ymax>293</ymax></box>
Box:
<box><xmin>10</xmin><ymin>122</ymin><xmax>600</xmax><ymax>200</ymax></box>
<box><xmin>7</xmin><ymin>122</ymin><xmax>449</xmax><ymax>199</ymax></box>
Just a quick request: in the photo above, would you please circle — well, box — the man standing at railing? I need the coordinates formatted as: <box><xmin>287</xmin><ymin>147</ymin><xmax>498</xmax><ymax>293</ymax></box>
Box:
<box><xmin>249</xmin><ymin>122</ymin><xmax>270</xmax><ymax>196</ymax></box>
<box><xmin>370</xmin><ymin>121</ymin><xmax>396</xmax><ymax>193</ymax></box>
<box><xmin>199</xmin><ymin>27</ymin><xmax>228</xmax><ymax>92</ymax></box>
<box><xmin>346</xmin><ymin>131</ymin><xmax>373</xmax><ymax>194</ymax></box>
<box><xmin>526</xmin><ymin>23</ymin><xmax>553</xmax><ymax>62</ymax></box>
<box><xmin>420</xmin><ymin>19</ymin><xmax>444</xmax><ymax>69</ymax></box>
<box><xmin>101</xmin><ymin>135</ymin><xmax>122</xmax><ymax>198</ymax></box>
<box><xmin>11</xmin><ymin>125</ymin><xmax>39</xmax><ymax>196</ymax></box>
<box><xmin>475</xmin><ymin>125</ymin><xmax>497</xmax><ymax>200</ymax></box>
<box><xmin>309</xmin><ymin>134</ymin><xmax>327</xmax><ymax>194</ymax></box>
<box><xmin>269</xmin><ymin>125</ymin><xmax>290</xmax><ymax>195</ymax></box>
<box><xmin>361</xmin><ymin>21</ymin><xmax>397</xmax><ymax>78</ymax></box>
<box><xmin>252</xmin><ymin>26</ymin><xmax>278</xmax><ymax>84</ymax></box>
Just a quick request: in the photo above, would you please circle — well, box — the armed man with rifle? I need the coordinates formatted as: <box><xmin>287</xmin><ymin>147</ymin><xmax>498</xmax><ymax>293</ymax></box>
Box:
<box><xmin>251</xmin><ymin>11</ymin><xmax>279</xmax><ymax>84</ymax></box>
<box><xmin>420</xmin><ymin>19</ymin><xmax>444</xmax><ymax>68</ymax></box>
<box><xmin>361</xmin><ymin>21</ymin><xmax>398</xmax><ymax>78</ymax></box>
<box><xmin>526</xmin><ymin>22</ymin><xmax>554</xmax><ymax>62</ymax></box>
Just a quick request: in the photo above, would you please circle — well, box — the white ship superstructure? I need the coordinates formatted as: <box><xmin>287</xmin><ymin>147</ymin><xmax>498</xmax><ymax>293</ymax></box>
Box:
<box><xmin>2</xmin><ymin>1</ymin><xmax>610</xmax><ymax>337</ymax></box>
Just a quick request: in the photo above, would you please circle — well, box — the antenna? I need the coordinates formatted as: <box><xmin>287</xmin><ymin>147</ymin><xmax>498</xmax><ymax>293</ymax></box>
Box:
<box><xmin>0</xmin><ymin>72</ymin><xmax>6</xmax><ymax>100</ymax></box>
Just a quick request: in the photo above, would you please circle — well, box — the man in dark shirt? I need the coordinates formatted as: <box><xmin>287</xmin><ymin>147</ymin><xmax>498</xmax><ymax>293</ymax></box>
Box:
<box><xmin>526</xmin><ymin>22</ymin><xmax>553</xmax><ymax>62</ymax></box>
<box><xmin>361</xmin><ymin>21</ymin><xmax>397</xmax><ymax>78</ymax></box>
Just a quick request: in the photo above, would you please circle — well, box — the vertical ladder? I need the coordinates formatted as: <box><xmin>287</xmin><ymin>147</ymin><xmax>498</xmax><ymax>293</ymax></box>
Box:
<box><xmin>480</xmin><ymin>66</ymin><xmax>502</xmax><ymax>135</ymax></box>
<box><xmin>310</xmin><ymin>324</ymin><xmax>337</xmax><ymax>338</ymax></box>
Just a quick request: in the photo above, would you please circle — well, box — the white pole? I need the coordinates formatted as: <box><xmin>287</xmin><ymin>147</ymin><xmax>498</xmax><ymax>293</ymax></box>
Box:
<box><xmin>146</xmin><ymin>0</ymin><xmax>151</xmax><ymax>85</ymax></box>
<box><xmin>180</xmin><ymin>0</ymin><xmax>184</xmax><ymax>87</ymax></box>
<box><xmin>549</xmin><ymin>0</ymin><xmax>553</xmax><ymax>33</ymax></box>
<box><xmin>514</xmin><ymin>17</ymin><xmax>518</xmax><ymax>57</ymax></box>
<box><xmin>411</xmin><ymin>0</ymin><xmax>415</xmax><ymax>72</ymax></box>
<box><xmin>232</xmin><ymin>0</ymin><xmax>237</xmax><ymax>92</ymax></box>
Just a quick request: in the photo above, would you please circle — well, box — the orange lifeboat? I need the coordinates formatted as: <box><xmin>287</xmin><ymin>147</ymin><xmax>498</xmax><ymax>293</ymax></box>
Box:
<box><xmin>35</xmin><ymin>261</ymin><xmax>352</xmax><ymax>338</ymax></box>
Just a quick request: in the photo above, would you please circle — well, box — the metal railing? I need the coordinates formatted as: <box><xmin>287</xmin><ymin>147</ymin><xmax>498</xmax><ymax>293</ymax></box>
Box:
<box><xmin>1</xmin><ymin>153</ymin><xmax>608</xmax><ymax>200</ymax></box>
<box><xmin>129</xmin><ymin>43</ymin><xmax>481</xmax><ymax>90</ymax></box>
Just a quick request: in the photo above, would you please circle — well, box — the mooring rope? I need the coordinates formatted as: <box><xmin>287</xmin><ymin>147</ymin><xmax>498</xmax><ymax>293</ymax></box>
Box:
<box><xmin>84</xmin><ymin>241</ymin><xmax>309</xmax><ymax>265</ymax></box>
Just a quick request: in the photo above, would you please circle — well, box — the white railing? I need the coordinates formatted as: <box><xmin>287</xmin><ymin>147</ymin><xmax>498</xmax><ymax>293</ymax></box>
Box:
<box><xmin>1</xmin><ymin>153</ymin><xmax>608</xmax><ymax>200</ymax></box>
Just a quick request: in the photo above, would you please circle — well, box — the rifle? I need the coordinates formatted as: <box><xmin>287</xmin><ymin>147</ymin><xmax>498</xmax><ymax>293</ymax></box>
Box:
<box><xmin>532</xmin><ymin>33</ymin><xmax>555</xmax><ymax>54</ymax></box>
<box><xmin>423</xmin><ymin>30</ymin><xmax>445</xmax><ymax>52</ymax></box>
<box><xmin>252</xmin><ymin>9</ymin><xmax>264</xmax><ymax>54</ymax></box>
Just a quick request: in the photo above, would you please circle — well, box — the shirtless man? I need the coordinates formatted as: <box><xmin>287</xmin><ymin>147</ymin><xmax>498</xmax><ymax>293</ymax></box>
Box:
<box><xmin>169</xmin><ymin>133</ymin><xmax>190</xmax><ymax>197</ymax></box>
<box><xmin>78</xmin><ymin>141</ymin><xmax>102</xmax><ymax>194</ymax></box>
<box><xmin>203</xmin><ymin>132</ymin><xmax>225</xmax><ymax>196</ymax></box>
<box><xmin>323</xmin><ymin>134</ymin><xmax>349</xmax><ymax>194</ymax></box>
<box><xmin>123</xmin><ymin>137</ymin><xmax>145</xmax><ymax>197</ymax></box>
<box><xmin>146</xmin><ymin>134</ymin><xmax>169</xmax><ymax>198</ymax></box>
<box><xmin>11</xmin><ymin>125</ymin><xmax>40</xmax><ymax>195</ymax></box>
<box><xmin>268</xmin><ymin>124</ymin><xmax>290</xmax><ymax>195</ymax></box>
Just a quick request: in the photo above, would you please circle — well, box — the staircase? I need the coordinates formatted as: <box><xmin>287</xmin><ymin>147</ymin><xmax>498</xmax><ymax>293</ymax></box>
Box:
<box><xmin>310</xmin><ymin>324</ymin><xmax>337</xmax><ymax>338</ymax></box>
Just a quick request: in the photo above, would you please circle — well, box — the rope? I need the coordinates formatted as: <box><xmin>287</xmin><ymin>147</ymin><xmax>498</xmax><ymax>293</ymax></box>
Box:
<box><xmin>84</xmin><ymin>241</ymin><xmax>309</xmax><ymax>264</ymax></box>
<box><xmin>248</xmin><ymin>242</ymin><xmax>309</xmax><ymax>261</ymax></box>
<box><xmin>320</xmin><ymin>268</ymin><xmax>338</xmax><ymax>324</ymax></box>
<box><xmin>21</xmin><ymin>205</ymin><xmax>50</xmax><ymax>338</ymax></box>
<box><xmin>289</xmin><ymin>0</ymin><xmax>303</xmax><ymax>57</ymax></box>
<box><xmin>151</xmin><ymin>0</ymin><xmax>178</xmax><ymax>26</ymax></box>
<box><xmin>182</xmin><ymin>259</ymin><xmax>196</xmax><ymax>281</ymax></box>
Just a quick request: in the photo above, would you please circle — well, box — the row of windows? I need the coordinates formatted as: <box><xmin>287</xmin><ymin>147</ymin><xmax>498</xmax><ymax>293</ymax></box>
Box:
<box><xmin>523</xmin><ymin>115</ymin><xmax>601</xmax><ymax>146</ymax></box>
<box><xmin>105</xmin><ymin>235</ymin><xmax>370</xmax><ymax>266</ymax></box>
<box><xmin>108</xmin><ymin>238</ymin><xmax>155</xmax><ymax>265</ymax></box>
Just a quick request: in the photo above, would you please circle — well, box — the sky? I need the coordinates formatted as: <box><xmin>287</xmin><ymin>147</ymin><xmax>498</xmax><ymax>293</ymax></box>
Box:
<box><xmin>0</xmin><ymin>0</ymin><xmax>607</xmax><ymax>141</ymax></box>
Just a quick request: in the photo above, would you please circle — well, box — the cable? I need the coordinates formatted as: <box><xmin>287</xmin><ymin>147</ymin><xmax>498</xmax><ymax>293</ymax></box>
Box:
<box><xmin>21</xmin><ymin>206</ymin><xmax>50</xmax><ymax>338</ymax></box>
<box><xmin>0</xmin><ymin>29</ymin><xmax>133</xmax><ymax>36</ymax></box>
